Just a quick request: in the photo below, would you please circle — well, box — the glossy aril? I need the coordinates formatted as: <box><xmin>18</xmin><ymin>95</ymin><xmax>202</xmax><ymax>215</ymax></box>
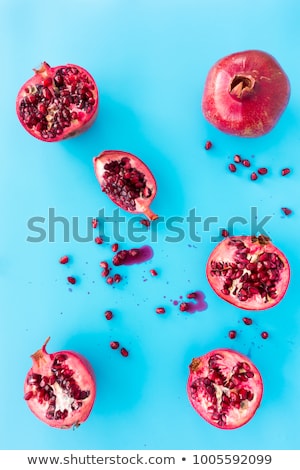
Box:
<box><xmin>16</xmin><ymin>62</ymin><xmax>98</xmax><ymax>142</ymax></box>
<box><xmin>94</xmin><ymin>150</ymin><xmax>158</xmax><ymax>220</ymax></box>
<box><xmin>206</xmin><ymin>235</ymin><xmax>290</xmax><ymax>310</ymax></box>
<box><xmin>24</xmin><ymin>337</ymin><xmax>96</xmax><ymax>428</ymax></box>
<box><xmin>187</xmin><ymin>349</ymin><xmax>263</xmax><ymax>429</ymax></box>
<box><xmin>202</xmin><ymin>50</ymin><xmax>290</xmax><ymax>137</ymax></box>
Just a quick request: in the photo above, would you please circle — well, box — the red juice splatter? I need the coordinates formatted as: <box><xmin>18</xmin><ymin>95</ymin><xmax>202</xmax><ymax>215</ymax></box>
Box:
<box><xmin>122</xmin><ymin>246</ymin><xmax>154</xmax><ymax>265</ymax></box>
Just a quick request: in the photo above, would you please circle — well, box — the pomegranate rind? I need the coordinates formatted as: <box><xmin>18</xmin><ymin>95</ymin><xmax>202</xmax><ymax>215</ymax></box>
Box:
<box><xmin>187</xmin><ymin>348</ymin><xmax>263</xmax><ymax>430</ymax></box>
<box><xmin>24</xmin><ymin>338</ymin><xmax>96</xmax><ymax>429</ymax></box>
<box><xmin>206</xmin><ymin>236</ymin><xmax>290</xmax><ymax>310</ymax></box>
<box><xmin>16</xmin><ymin>62</ymin><xmax>99</xmax><ymax>142</ymax></box>
<box><xmin>93</xmin><ymin>150</ymin><xmax>158</xmax><ymax>220</ymax></box>
<box><xmin>202</xmin><ymin>50</ymin><xmax>290</xmax><ymax>137</ymax></box>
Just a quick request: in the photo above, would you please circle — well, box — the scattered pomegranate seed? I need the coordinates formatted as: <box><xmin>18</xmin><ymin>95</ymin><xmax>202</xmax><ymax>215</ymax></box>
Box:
<box><xmin>242</xmin><ymin>159</ymin><xmax>251</xmax><ymax>167</ymax></box>
<box><xmin>228</xmin><ymin>330</ymin><xmax>237</xmax><ymax>339</ymax></box>
<box><xmin>67</xmin><ymin>276</ymin><xmax>76</xmax><ymax>285</ymax></box>
<box><xmin>187</xmin><ymin>292</ymin><xmax>197</xmax><ymax>299</ymax></box>
<box><xmin>150</xmin><ymin>269</ymin><xmax>158</xmax><ymax>276</ymax></box>
<box><xmin>92</xmin><ymin>218</ymin><xmax>98</xmax><ymax>229</ymax></box>
<box><xmin>233</xmin><ymin>154</ymin><xmax>242</xmax><ymax>163</ymax></box>
<box><xmin>205</xmin><ymin>140</ymin><xmax>212</xmax><ymax>150</ymax></box>
<box><xmin>105</xmin><ymin>310</ymin><xmax>113</xmax><ymax>320</ymax></box>
<box><xmin>113</xmin><ymin>273</ymin><xmax>122</xmax><ymax>283</ymax></box>
<box><xmin>281</xmin><ymin>207</ymin><xmax>292</xmax><ymax>216</ymax></box>
<box><xmin>100</xmin><ymin>261</ymin><xmax>108</xmax><ymax>269</ymax></box>
<box><xmin>258</xmin><ymin>167</ymin><xmax>268</xmax><ymax>175</ymax></box>
<box><xmin>228</xmin><ymin>163</ymin><xmax>237</xmax><ymax>173</ymax></box>
<box><xmin>261</xmin><ymin>331</ymin><xmax>269</xmax><ymax>339</ymax></box>
<box><xmin>43</xmin><ymin>76</ymin><xmax>52</xmax><ymax>87</ymax></box>
<box><xmin>95</xmin><ymin>237</ymin><xmax>103</xmax><ymax>244</ymax></box>
<box><xmin>250</xmin><ymin>172</ymin><xmax>258</xmax><ymax>181</ymax></box>
<box><xmin>59</xmin><ymin>255</ymin><xmax>69</xmax><ymax>264</ymax></box>
<box><xmin>106</xmin><ymin>276</ymin><xmax>114</xmax><ymax>285</ymax></box>
<box><xmin>24</xmin><ymin>391</ymin><xmax>34</xmax><ymax>400</ymax></box>
<box><xmin>281</xmin><ymin>168</ymin><xmax>291</xmax><ymax>176</ymax></box>
<box><xmin>156</xmin><ymin>307</ymin><xmax>166</xmax><ymax>314</ymax></box>
<box><xmin>110</xmin><ymin>341</ymin><xmax>120</xmax><ymax>350</ymax></box>
<box><xmin>112</xmin><ymin>243</ymin><xmax>119</xmax><ymax>252</ymax></box>
<box><xmin>101</xmin><ymin>268</ymin><xmax>109</xmax><ymax>277</ymax></box>
<box><xmin>221</xmin><ymin>229</ymin><xmax>229</xmax><ymax>237</ymax></box>
<box><xmin>242</xmin><ymin>317</ymin><xmax>253</xmax><ymax>325</ymax></box>
<box><xmin>140</xmin><ymin>219</ymin><xmax>150</xmax><ymax>227</ymax></box>
<box><xmin>179</xmin><ymin>302</ymin><xmax>189</xmax><ymax>312</ymax></box>
<box><xmin>120</xmin><ymin>347</ymin><xmax>129</xmax><ymax>357</ymax></box>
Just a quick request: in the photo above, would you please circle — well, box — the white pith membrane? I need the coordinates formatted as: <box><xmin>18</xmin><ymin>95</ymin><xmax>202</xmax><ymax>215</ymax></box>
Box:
<box><xmin>94</xmin><ymin>151</ymin><xmax>157</xmax><ymax>218</ymax></box>
<box><xmin>207</xmin><ymin>236</ymin><xmax>290</xmax><ymax>310</ymax></box>
<box><xmin>17</xmin><ymin>63</ymin><xmax>97</xmax><ymax>141</ymax></box>
<box><xmin>25</xmin><ymin>346</ymin><xmax>94</xmax><ymax>428</ymax></box>
<box><xmin>188</xmin><ymin>350</ymin><xmax>263</xmax><ymax>429</ymax></box>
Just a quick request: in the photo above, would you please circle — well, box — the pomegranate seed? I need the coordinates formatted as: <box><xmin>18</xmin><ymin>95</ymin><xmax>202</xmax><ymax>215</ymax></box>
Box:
<box><xmin>281</xmin><ymin>207</ymin><xmax>292</xmax><ymax>216</ymax></box>
<box><xmin>43</xmin><ymin>77</ymin><xmax>52</xmax><ymax>87</ymax></box>
<box><xmin>156</xmin><ymin>307</ymin><xmax>166</xmax><ymax>314</ymax></box>
<box><xmin>281</xmin><ymin>168</ymin><xmax>291</xmax><ymax>176</ymax></box>
<box><xmin>179</xmin><ymin>302</ymin><xmax>189</xmax><ymax>312</ymax></box>
<box><xmin>205</xmin><ymin>140</ymin><xmax>212</xmax><ymax>150</ymax></box>
<box><xmin>140</xmin><ymin>219</ymin><xmax>150</xmax><ymax>227</ymax></box>
<box><xmin>150</xmin><ymin>269</ymin><xmax>158</xmax><ymax>276</ymax></box>
<box><xmin>67</xmin><ymin>276</ymin><xmax>76</xmax><ymax>285</ymax></box>
<box><xmin>242</xmin><ymin>159</ymin><xmax>251</xmax><ymax>167</ymax></box>
<box><xmin>100</xmin><ymin>261</ymin><xmax>108</xmax><ymax>269</ymax></box>
<box><xmin>221</xmin><ymin>229</ymin><xmax>229</xmax><ymax>237</ymax></box>
<box><xmin>228</xmin><ymin>330</ymin><xmax>237</xmax><ymax>339</ymax></box>
<box><xmin>110</xmin><ymin>341</ymin><xmax>119</xmax><ymax>350</ymax></box>
<box><xmin>250</xmin><ymin>172</ymin><xmax>258</xmax><ymax>181</ymax></box>
<box><xmin>59</xmin><ymin>255</ymin><xmax>69</xmax><ymax>264</ymax></box>
<box><xmin>24</xmin><ymin>391</ymin><xmax>34</xmax><ymax>400</ymax></box>
<box><xmin>112</xmin><ymin>243</ymin><xmax>119</xmax><ymax>252</ymax></box>
<box><xmin>92</xmin><ymin>218</ymin><xmax>98</xmax><ymax>228</ymax></box>
<box><xmin>228</xmin><ymin>163</ymin><xmax>237</xmax><ymax>173</ymax></box>
<box><xmin>106</xmin><ymin>276</ymin><xmax>114</xmax><ymax>285</ymax></box>
<box><xmin>258</xmin><ymin>167</ymin><xmax>268</xmax><ymax>175</ymax></box>
<box><xmin>233</xmin><ymin>154</ymin><xmax>242</xmax><ymax>163</ymax></box>
<box><xmin>261</xmin><ymin>331</ymin><xmax>269</xmax><ymax>339</ymax></box>
<box><xmin>101</xmin><ymin>268</ymin><xmax>109</xmax><ymax>277</ymax></box>
<box><xmin>113</xmin><ymin>273</ymin><xmax>122</xmax><ymax>283</ymax></box>
<box><xmin>187</xmin><ymin>292</ymin><xmax>197</xmax><ymax>299</ymax></box>
<box><xmin>105</xmin><ymin>310</ymin><xmax>113</xmax><ymax>320</ymax></box>
<box><xmin>242</xmin><ymin>317</ymin><xmax>253</xmax><ymax>325</ymax></box>
<box><xmin>95</xmin><ymin>237</ymin><xmax>103</xmax><ymax>244</ymax></box>
<box><xmin>120</xmin><ymin>347</ymin><xmax>129</xmax><ymax>357</ymax></box>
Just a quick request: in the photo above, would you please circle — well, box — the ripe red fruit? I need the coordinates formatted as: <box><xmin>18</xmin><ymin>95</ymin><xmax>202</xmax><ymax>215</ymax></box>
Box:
<box><xmin>16</xmin><ymin>62</ymin><xmax>98</xmax><ymax>142</ymax></box>
<box><xmin>24</xmin><ymin>337</ymin><xmax>96</xmax><ymax>428</ymax></box>
<box><xmin>94</xmin><ymin>150</ymin><xmax>158</xmax><ymax>220</ymax></box>
<box><xmin>206</xmin><ymin>235</ymin><xmax>290</xmax><ymax>310</ymax></box>
<box><xmin>187</xmin><ymin>348</ymin><xmax>263</xmax><ymax>429</ymax></box>
<box><xmin>202</xmin><ymin>50</ymin><xmax>290</xmax><ymax>137</ymax></box>
<box><xmin>59</xmin><ymin>256</ymin><xmax>69</xmax><ymax>265</ymax></box>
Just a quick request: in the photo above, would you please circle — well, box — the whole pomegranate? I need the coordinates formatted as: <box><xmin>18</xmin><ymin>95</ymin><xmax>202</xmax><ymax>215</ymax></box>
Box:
<box><xmin>16</xmin><ymin>62</ymin><xmax>99</xmax><ymax>142</ymax></box>
<box><xmin>24</xmin><ymin>338</ymin><xmax>96</xmax><ymax>428</ymax></box>
<box><xmin>202</xmin><ymin>50</ymin><xmax>290</xmax><ymax>137</ymax></box>
<box><xmin>206</xmin><ymin>235</ymin><xmax>290</xmax><ymax>310</ymax></box>
<box><xmin>94</xmin><ymin>150</ymin><xmax>158</xmax><ymax>220</ymax></box>
<box><xmin>187</xmin><ymin>349</ymin><xmax>263</xmax><ymax>429</ymax></box>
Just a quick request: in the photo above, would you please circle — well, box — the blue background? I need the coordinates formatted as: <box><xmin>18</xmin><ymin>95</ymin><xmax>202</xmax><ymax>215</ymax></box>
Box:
<box><xmin>1</xmin><ymin>0</ymin><xmax>300</xmax><ymax>450</ymax></box>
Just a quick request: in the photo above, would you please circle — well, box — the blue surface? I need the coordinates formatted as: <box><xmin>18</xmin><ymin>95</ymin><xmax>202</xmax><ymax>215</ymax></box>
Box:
<box><xmin>1</xmin><ymin>0</ymin><xmax>300</xmax><ymax>450</ymax></box>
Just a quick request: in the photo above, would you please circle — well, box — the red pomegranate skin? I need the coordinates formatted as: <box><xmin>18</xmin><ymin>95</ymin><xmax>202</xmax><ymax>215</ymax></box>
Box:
<box><xmin>202</xmin><ymin>50</ymin><xmax>290</xmax><ymax>137</ymax></box>
<box><xmin>24</xmin><ymin>338</ymin><xmax>96</xmax><ymax>429</ymax></box>
<box><xmin>187</xmin><ymin>348</ymin><xmax>263</xmax><ymax>429</ymax></box>
<box><xmin>16</xmin><ymin>62</ymin><xmax>99</xmax><ymax>142</ymax></box>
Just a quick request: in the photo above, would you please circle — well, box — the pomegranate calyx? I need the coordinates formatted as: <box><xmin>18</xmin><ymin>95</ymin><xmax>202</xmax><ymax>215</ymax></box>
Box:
<box><xmin>229</xmin><ymin>75</ymin><xmax>255</xmax><ymax>99</ymax></box>
<box><xmin>143</xmin><ymin>207</ymin><xmax>158</xmax><ymax>221</ymax></box>
<box><xmin>33</xmin><ymin>62</ymin><xmax>51</xmax><ymax>77</ymax></box>
<box><xmin>189</xmin><ymin>358</ymin><xmax>202</xmax><ymax>372</ymax></box>
<box><xmin>31</xmin><ymin>336</ymin><xmax>51</xmax><ymax>367</ymax></box>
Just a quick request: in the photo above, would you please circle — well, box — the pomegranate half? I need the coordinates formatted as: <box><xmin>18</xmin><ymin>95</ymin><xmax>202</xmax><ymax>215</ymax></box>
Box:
<box><xmin>187</xmin><ymin>349</ymin><xmax>263</xmax><ymax>429</ymax></box>
<box><xmin>24</xmin><ymin>337</ymin><xmax>96</xmax><ymax>428</ymax></box>
<box><xmin>202</xmin><ymin>50</ymin><xmax>290</xmax><ymax>137</ymax></box>
<box><xmin>94</xmin><ymin>150</ymin><xmax>158</xmax><ymax>220</ymax></box>
<box><xmin>206</xmin><ymin>235</ymin><xmax>290</xmax><ymax>310</ymax></box>
<box><xmin>16</xmin><ymin>62</ymin><xmax>99</xmax><ymax>142</ymax></box>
